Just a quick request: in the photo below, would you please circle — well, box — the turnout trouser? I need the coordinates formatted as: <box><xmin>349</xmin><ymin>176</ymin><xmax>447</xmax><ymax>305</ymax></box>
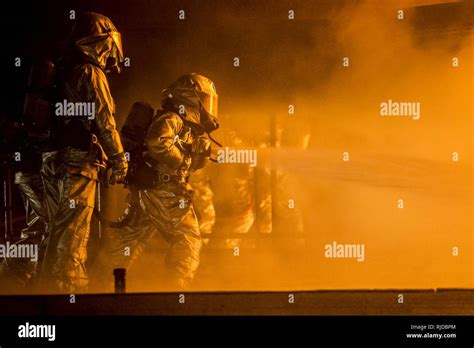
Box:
<box><xmin>40</xmin><ymin>150</ymin><xmax>98</xmax><ymax>293</ymax></box>
<box><xmin>104</xmin><ymin>182</ymin><xmax>202</xmax><ymax>290</ymax></box>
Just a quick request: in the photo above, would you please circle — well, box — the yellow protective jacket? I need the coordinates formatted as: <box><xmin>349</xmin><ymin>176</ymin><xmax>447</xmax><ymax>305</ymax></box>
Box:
<box><xmin>57</xmin><ymin>12</ymin><xmax>125</xmax><ymax>161</ymax></box>
<box><xmin>145</xmin><ymin>111</ymin><xmax>207</xmax><ymax>181</ymax></box>
<box><xmin>60</xmin><ymin>63</ymin><xmax>124</xmax><ymax>159</ymax></box>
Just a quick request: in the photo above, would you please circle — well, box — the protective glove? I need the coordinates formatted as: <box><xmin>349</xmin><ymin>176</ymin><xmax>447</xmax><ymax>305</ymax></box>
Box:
<box><xmin>108</xmin><ymin>152</ymin><xmax>128</xmax><ymax>184</ymax></box>
<box><xmin>192</xmin><ymin>136</ymin><xmax>212</xmax><ymax>157</ymax></box>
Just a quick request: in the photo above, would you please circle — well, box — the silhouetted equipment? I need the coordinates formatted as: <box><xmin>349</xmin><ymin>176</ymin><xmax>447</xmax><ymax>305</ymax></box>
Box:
<box><xmin>1</xmin><ymin>170</ymin><xmax>13</xmax><ymax>241</ymax></box>
<box><xmin>113</xmin><ymin>268</ymin><xmax>126</xmax><ymax>293</ymax></box>
<box><xmin>22</xmin><ymin>59</ymin><xmax>56</xmax><ymax>135</ymax></box>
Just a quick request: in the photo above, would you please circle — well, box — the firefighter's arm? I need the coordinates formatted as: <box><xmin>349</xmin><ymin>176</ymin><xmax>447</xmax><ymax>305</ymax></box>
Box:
<box><xmin>84</xmin><ymin>66</ymin><xmax>128</xmax><ymax>183</ymax></box>
<box><xmin>145</xmin><ymin>112</ymin><xmax>185</xmax><ymax>169</ymax></box>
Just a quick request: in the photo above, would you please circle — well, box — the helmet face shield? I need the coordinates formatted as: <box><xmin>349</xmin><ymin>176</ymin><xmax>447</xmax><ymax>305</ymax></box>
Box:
<box><xmin>197</xmin><ymin>90</ymin><xmax>218</xmax><ymax>118</ymax></box>
<box><xmin>161</xmin><ymin>73</ymin><xmax>219</xmax><ymax>132</ymax></box>
<box><xmin>70</xmin><ymin>13</ymin><xmax>125</xmax><ymax>71</ymax></box>
<box><xmin>105</xmin><ymin>31</ymin><xmax>124</xmax><ymax>73</ymax></box>
<box><xmin>109</xmin><ymin>31</ymin><xmax>124</xmax><ymax>63</ymax></box>
<box><xmin>74</xmin><ymin>31</ymin><xmax>124</xmax><ymax>72</ymax></box>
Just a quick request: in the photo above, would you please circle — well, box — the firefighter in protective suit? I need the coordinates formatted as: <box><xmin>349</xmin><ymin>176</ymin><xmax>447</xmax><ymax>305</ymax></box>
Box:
<box><xmin>40</xmin><ymin>12</ymin><xmax>128</xmax><ymax>292</ymax></box>
<box><xmin>0</xmin><ymin>122</ymin><xmax>47</xmax><ymax>290</ymax></box>
<box><xmin>107</xmin><ymin>74</ymin><xmax>218</xmax><ymax>290</ymax></box>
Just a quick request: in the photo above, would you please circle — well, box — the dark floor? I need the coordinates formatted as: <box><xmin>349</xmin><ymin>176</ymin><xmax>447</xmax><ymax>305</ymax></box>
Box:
<box><xmin>0</xmin><ymin>289</ymin><xmax>472</xmax><ymax>316</ymax></box>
